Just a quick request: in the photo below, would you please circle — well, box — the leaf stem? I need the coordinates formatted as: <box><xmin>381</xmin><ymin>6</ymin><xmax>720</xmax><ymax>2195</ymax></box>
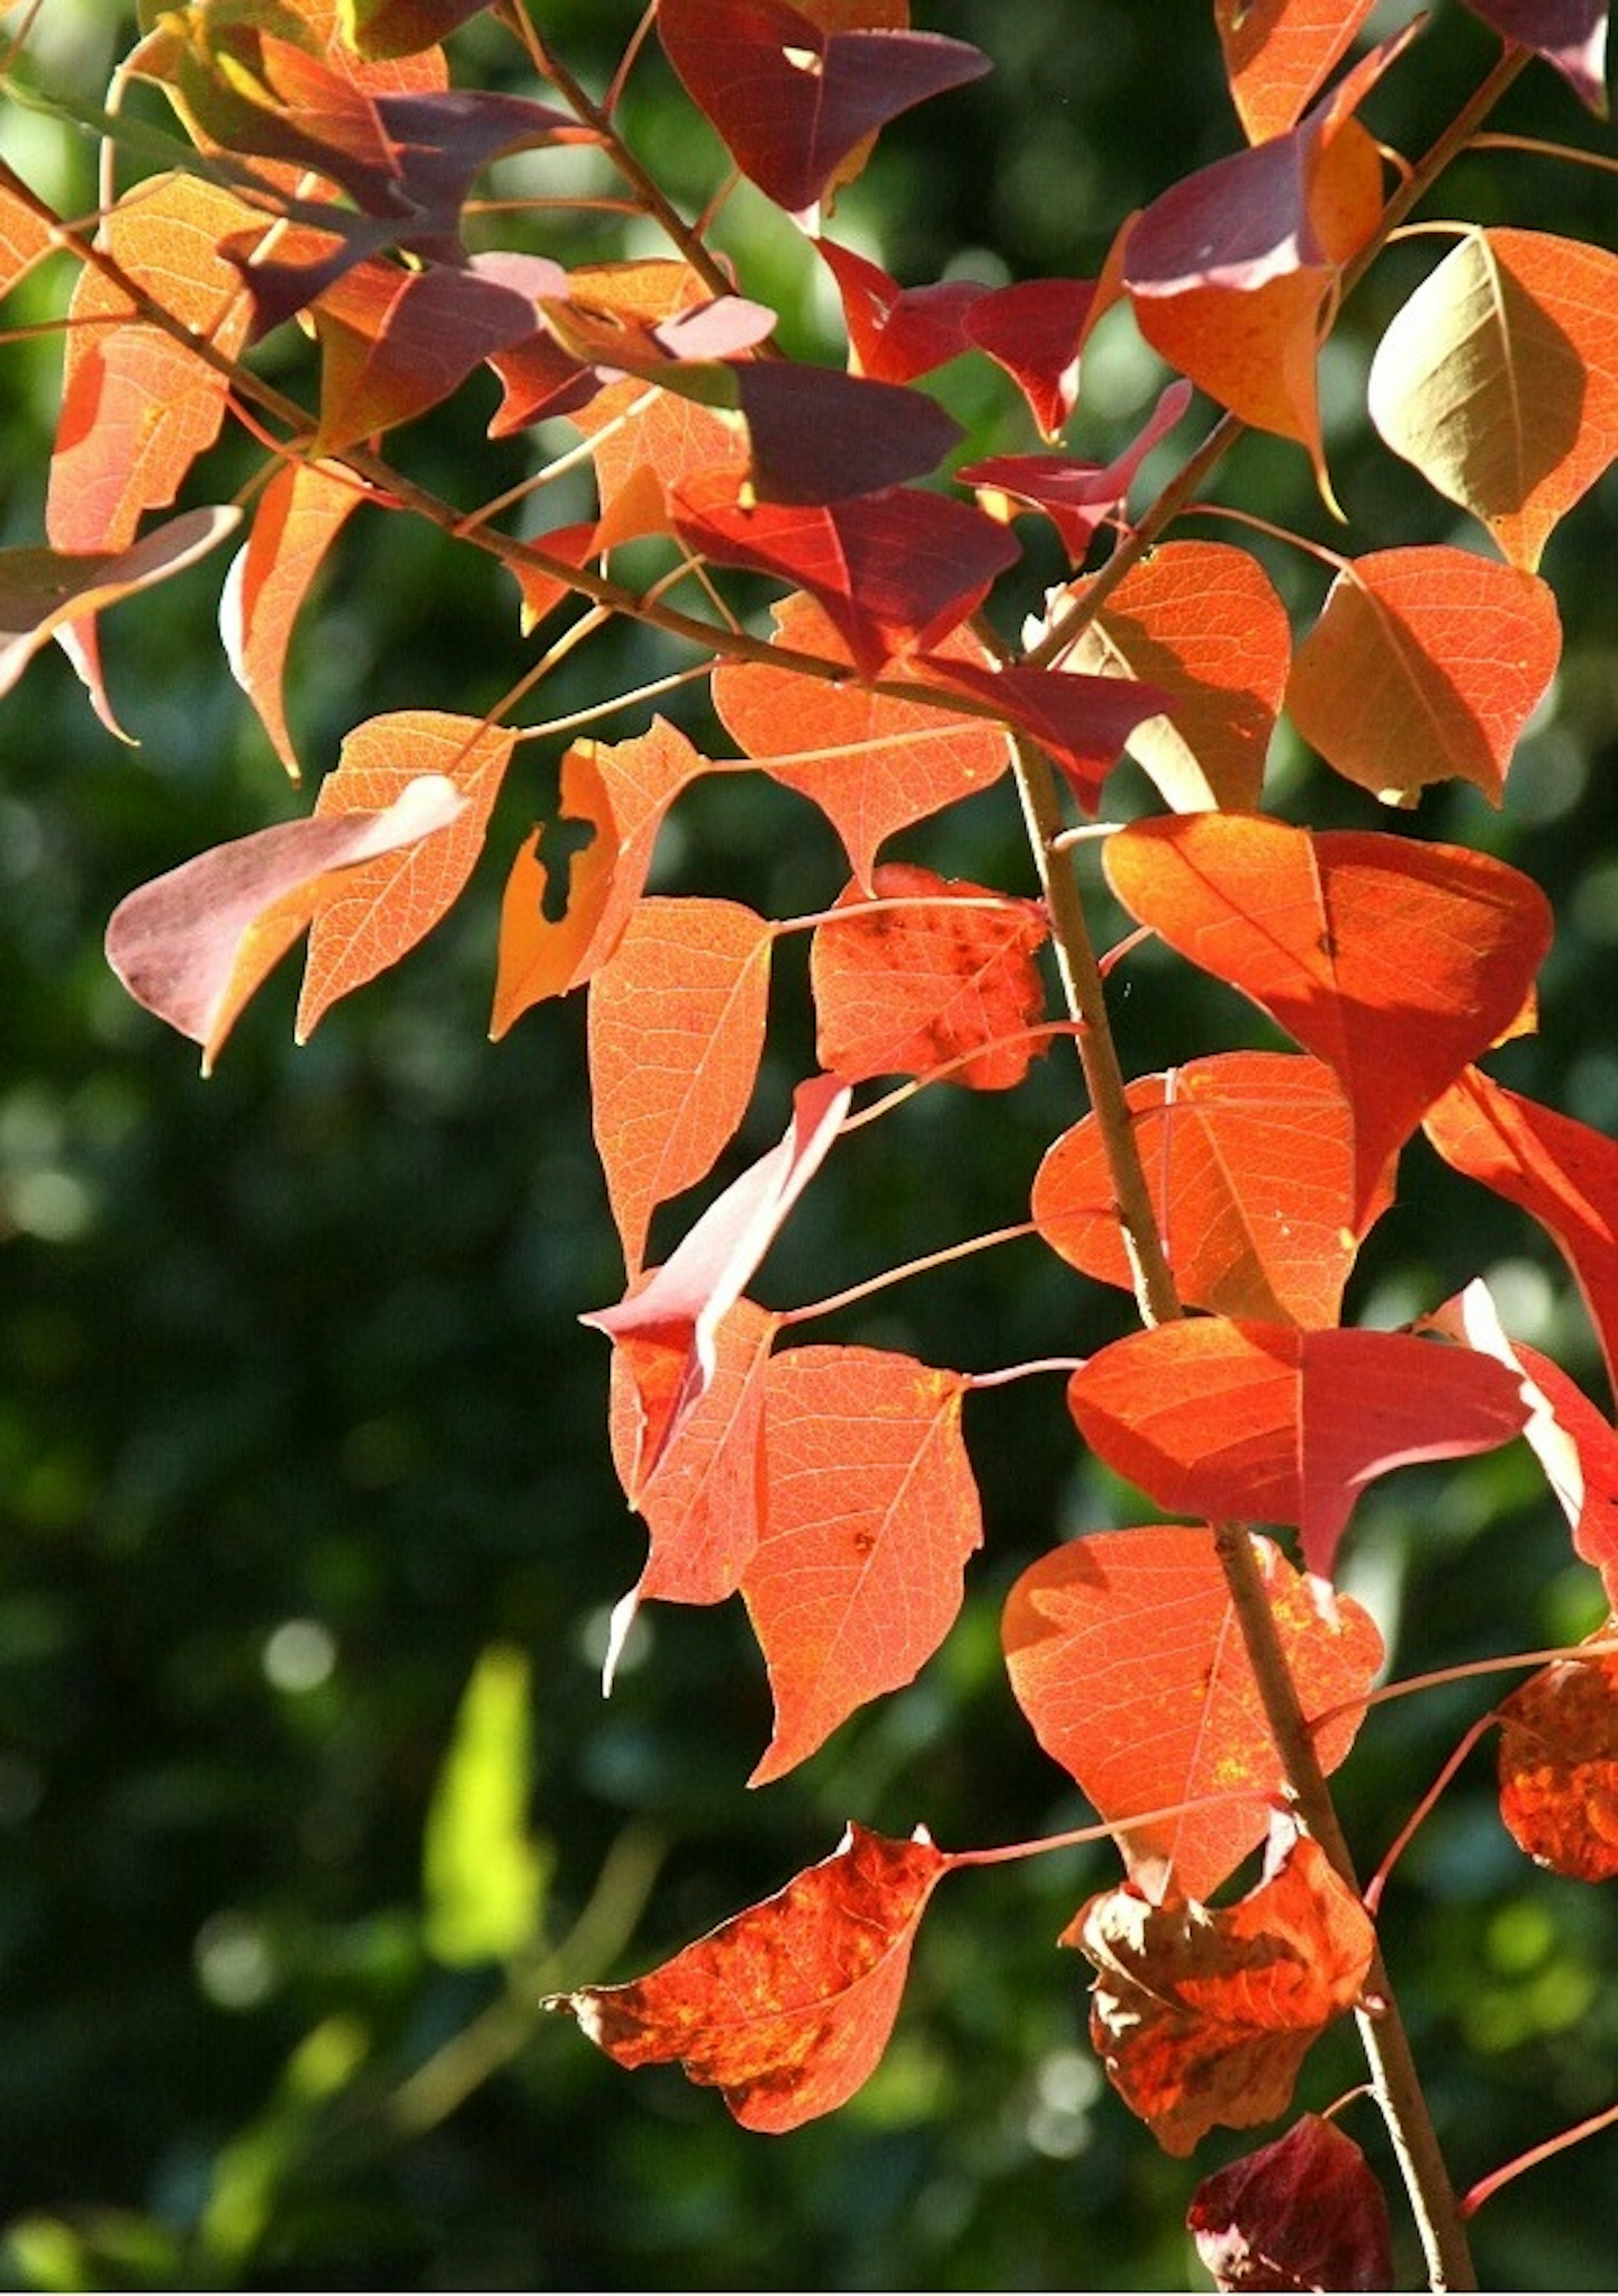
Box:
<box><xmin>779</xmin><ymin>1222</ymin><xmax>1039</xmax><ymax>1329</ymax></box>
<box><xmin>1462</xmin><ymin>2097</ymin><xmax>1618</xmax><ymax>2220</ymax></box>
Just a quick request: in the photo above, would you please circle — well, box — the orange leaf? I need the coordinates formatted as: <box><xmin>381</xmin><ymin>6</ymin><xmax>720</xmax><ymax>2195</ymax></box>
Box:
<box><xmin>810</xmin><ymin>864</ymin><xmax>1048</xmax><ymax>1089</ymax></box>
<box><xmin>1214</xmin><ymin>0</ymin><xmax>1380</xmax><ymax>141</ymax></box>
<box><xmin>1072</xmin><ymin>1828</ymin><xmax>1376</xmax><ymax>2157</ymax></box>
<box><xmin>490</xmin><ymin>717</ymin><xmax>710</xmax><ymax>1038</ymax></box>
<box><xmin>1498</xmin><ymin>1638</ymin><xmax>1618</xmax><ymax>1882</ymax></box>
<box><xmin>578</xmin><ymin>374</ymin><xmax>750</xmax><ymax>548</ymax></box>
<box><xmin>548</xmin><ymin>1821</ymin><xmax>948</xmax><ymax>2132</ymax></box>
<box><xmin>1067</xmin><ymin>1320</ymin><xmax>1529</xmax><ymax>1577</ymax></box>
<box><xmin>47</xmin><ymin>174</ymin><xmax>258</xmax><ymax>554</ymax></box>
<box><xmin>1056</xmin><ymin>541</ymin><xmax>1290</xmax><ymax>812</ymax></box>
<box><xmin>587</xmin><ymin>898</ymin><xmax>775</xmax><ymax>1275</ymax></box>
<box><xmin>1004</xmin><ymin>1527</ymin><xmax>1382</xmax><ymax>1903</ymax></box>
<box><xmin>0</xmin><ymin>162</ymin><xmax>62</xmax><ymax>295</ymax></box>
<box><xmin>1103</xmin><ymin>814</ymin><xmax>1553</xmax><ymax>1220</ymax></box>
<box><xmin>711</xmin><ymin>595</ymin><xmax>1006</xmax><ymax>889</ymax></box>
<box><xmin>1424</xmin><ymin>1066</ymin><xmax>1618</xmax><ymax>1404</ymax></box>
<box><xmin>743</xmin><ymin>1347</ymin><xmax>981</xmax><ymax>1783</ymax></box>
<box><xmin>1369</xmin><ymin>227</ymin><xmax>1618</xmax><ymax>572</ymax></box>
<box><xmin>1189</xmin><ymin>2114</ymin><xmax>1394</xmax><ymax>2293</ymax></box>
<box><xmin>1032</xmin><ymin>1053</ymin><xmax>1390</xmax><ymax>1328</ymax></box>
<box><xmin>609</xmin><ymin>1297</ymin><xmax>781</xmax><ymax>1607</ymax></box>
<box><xmin>1286</xmin><ymin>545</ymin><xmax>1562</xmax><ymax>805</ymax></box>
<box><xmin>221</xmin><ymin>458</ymin><xmax>368</xmax><ymax>777</ymax></box>
<box><xmin>297</xmin><ymin>710</ymin><xmax>515</xmax><ymax>1036</ymax></box>
<box><xmin>104</xmin><ymin>773</ymin><xmax>467</xmax><ymax>1069</ymax></box>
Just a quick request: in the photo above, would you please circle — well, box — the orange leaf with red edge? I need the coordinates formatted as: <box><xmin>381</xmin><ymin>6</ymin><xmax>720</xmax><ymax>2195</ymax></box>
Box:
<box><xmin>298</xmin><ymin>710</ymin><xmax>516</xmax><ymax>1036</ymax></box>
<box><xmin>1214</xmin><ymin>0</ymin><xmax>1380</xmax><ymax>142</ymax></box>
<box><xmin>222</xmin><ymin>458</ymin><xmax>368</xmax><ymax>777</ymax></box>
<box><xmin>1067</xmin><ymin>1320</ymin><xmax>1528</xmax><ymax>1577</ymax></box>
<box><xmin>490</xmin><ymin>717</ymin><xmax>710</xmax><ymax>1039</ymax></box>
<box><xmin>711</xmin><ymin>595</ymin><xmax>1006</xmax><ymax>890</ymax></box>
<box><xmin>1004</xmin><ymin>1527</ymin><xmax>1382</xmax><ymax>1904</ymax></box>
<box><xmin>1425</xmin><ymin>1066</ymin><xmax>1618</xmax><ymax>1405</ymax></box>
<box><xmin>1498</xmin><ymin>1637</ymin><xmax>1618</xmax><ymax>1881</ymax></box>
<box><xmin>584</xmin><ymin>1078</ymin><xmax>849</xmax><ymax>1499</ymax></box>
<box><xmin>810</xmin><ymin>865</ymin><xmax>1048</xmax><ymax>1089</ymax></box>
<box><xmin>1286</xmin><ymin>546</ymin><xmax>1562</xmax><ymax>806</ymax></box>
<box><xmin>1123</xmin><ymin>40</ymin><xmax>1402</xmax><ymax>476</ymax></box>
<box><xmin>743</xmin><ymin>1347</ymin><xmax>981</xmax><ymax>1784</ymax></box>
<box><xmin>587</xmin><ymin>898</ymin><xmax>776</xmax><ymax>1276</ymax></box>
<box><xmin>609</xmin><ymin>1297</ymin><xmax>781</xmax><ymax>1607</ymax></box>
<box><xmin>104</xmin><ymin>774</ymin><xmax>467</xmax><ymax>1070</ymax></box>
<box><xmin>1055</xmin><ymin>540</ymin><xmax>1290</xmax><ymax>812</ymax></box>
<box><xmin>1072</xmin><ymin>1827</ymin><xmax>1376</xmax><ymax>2157</ymax></box>
<box><xmin>1189</xmin><ymin>2114</ymin><xmax>1394</xmax><ymax>2294</ymax></box>
<box><xmin>1369</xmin><ymin>228</ymin><xmax>1618</xmax><ymax>573</ymax></box>
<box><xmin>1103</xmin><ymin>814</ymin><xmax>1553</xmax><ymax>1220</ymax></box>
<box><xmin>547</xmin><ymin>1821</ymin><xmax>948</xmax><ymax>2131</ymax></box>
<box><xmin>1032</xmin><ymin>1053</ymin><xmax>1390</xmax><ymax>1328</ymax></box>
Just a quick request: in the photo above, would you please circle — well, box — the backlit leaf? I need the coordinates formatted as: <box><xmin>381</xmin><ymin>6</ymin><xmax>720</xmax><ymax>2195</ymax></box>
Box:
<box><xmin>810</xmin><ymin>864</ymin><xmax>1048</xmax><ymax>1089</ymax></box>
<box><xmin>548</xmin><ymin>1822</ymin><xmax>948</xmax><ymax>2130</ymax></box>
<box><xmin>743</xmin><ymin>1347</ymin><xmax>981</xmax><ymax>1782</ymax></box>
<box><xmin>1004</xmin><ymin>1526</ymin><xmax>1382</xmax><ymax>1902</ymax></box>
<box><xmin>1461</xmin><ymin>0</ymin><xmax>1609</xmax><ymax>114</ymax></box>
<box><xmin>1424</xmin><ymin>1066</ymin><xmax>1618</xmax><ymax>1402</ymax></box>
<box><xmin>0</xmin><ymin>162</ymin><xmax>62</xmax><ymax>295</ymax></box>
<box><xmin>340</xmin><ymin>0</ymin><xmax>492</xmax><ymax>57</ymax></box>
<box><xmin>961</xmin><ymin>379</ymin><xmax>1192</xmax><ymax>566</ymax></box>
<box><xmin>1067</xmin><ymin>1319</ymin><xmax>1529</xmax><ymax>1576</ymax></box>
<box><xmin>1104</xmin><ymin>814</ymin><xmax>1553</xmax><ymax>1219</ymax></box>
<box><xmin>584</xmin><ymin>1077</ymin><xmax>849</xmax><ymax>1498</ymax></box>
<box><xmin>298</xmin><ymin>710</ymin><xmax>516</xmax><ymax>1036</ymax></box>
<box><xmin>1073</xmin><ymin>1828</ymin><xmax>1375</xmax><ymax>2157</ymax></box>
<box><xmin>1286</xmin><ymin>545</ymin><xmax>1561</xmax><ymax>804</ymax></box>
<box><xmin>104</xmin><ymin>773</ymin><xmax>467</xmax><ymax>1068</ymax></box>
<box><xmin>221</xmin><ymin>458</ymin><xmax>367</xmax><ymax>777</ymax></box>
<box><xmin>913</xmin><ymin>654</ymin><xmax>1175</xmax><ymax>812</ymax></box>
<box><xmin>311</xmin><ymin>257</ymin><xmax>544</xmax><ymax>452</ymax></box>
<box><xmin>962</xmin><ymin>276</ymin><xmax>1096</xmax><ymax>440</ymax></box>
<box><xmin>815</xmin><ymin>236</ymin><xmax>989</xmax><ymax>382</ymax></box>
<box><xmin>1498</xmin><ymin>1638</ymin><xmax>1618</xmax><ymax>1881</ymax></box>
<box><xmin>1032</xmin><ymin>1052</ymin><xmax>1390</xmax><ymax>1327</ymax></box>
<box><xmin>657</xmin><ymin>0</ymin><xmax>989</xmax><ymax>218</ymax></box>
<box><xmin>1368</xmin><ymin>228</ymin><xmax>1618</xmax><ymax>571</ymax></box>
<box><xmin>587</xmin><ymin>898</ymin><xmax>776</xmax><ymax>1275</ymax></box>
<box><xmin>1189</xmin><ymin>2114</ymin><xmax>1394</xmax><ymax>2293</ymax></box>
<box><xmin>490</xmin><ymin>717</ymin><xmax>710</xmax><ymax>1038</ymax></box>
<box><xmin>422</xmin><ymin>1644</ymin><xmax>544</xmax><ymax>1966</ymax></box>
<box><xmin>711</xmin><ymin>595</ymin><xmax>1006</xmax><ymax>890</ymax></box>
<box><xmin>1214</xmin><ymin>0</ymin><xmax>1380</xmax><ymax>142</ymax></box>
<box><xmin>1055</xmin><ymin>540</ymin><xmax>1289</xmax><ymax>812</ymax></box>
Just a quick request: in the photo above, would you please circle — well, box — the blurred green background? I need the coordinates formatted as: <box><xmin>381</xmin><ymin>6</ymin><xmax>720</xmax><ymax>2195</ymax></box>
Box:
<box><xmin>1</xmin><ymin>0</ymin><xmax>1617</xmax><ymax>2285</ymax></box>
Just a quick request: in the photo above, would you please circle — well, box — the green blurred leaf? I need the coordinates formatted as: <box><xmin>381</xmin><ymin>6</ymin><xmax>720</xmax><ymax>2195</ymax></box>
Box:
<box><xmin>201</xmin><ymin>2015</ymin><xmax>371</xmax><ymax>2269</ymax></box>
<box><xmin>423</xmin><ymin>1642</ymin><xmax>547</xmax><ymax>1965</ymax></box>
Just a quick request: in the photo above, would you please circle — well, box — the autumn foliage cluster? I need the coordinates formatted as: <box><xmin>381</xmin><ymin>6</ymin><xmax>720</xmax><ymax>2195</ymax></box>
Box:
<box><xmin>6</xmin><ymin>0</ymin><xmax>1618</xmax><ymax>2285</ymax></box>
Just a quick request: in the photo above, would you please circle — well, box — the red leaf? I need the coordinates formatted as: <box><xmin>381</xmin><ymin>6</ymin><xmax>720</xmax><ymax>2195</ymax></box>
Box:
<box><xmin>1068</xmin><ymin>1320</ymin><xmax>1529</xmax><ymax>1576</ymax></box>
<box><xmin>1462</xmin><ymin>0</ymin><xmax>1609</xmax><ymax>114</ymax></box>
<box><xmin>1188</xmin><ymin>2114</ymin><xmax>1394</xmax><ymax>2293</ymax></box>
<box><xmin>710</xmin><ymin>596</ymin><xmax>1007</xmax><ymax>890</ymax></box>
<box><xmin>1049</xmin><ymin>539</ymin><xmax>1291</xmax><ymax>812</ymax></box>
<box><xmin>490</xmin><ymin>716</ymin><xmax>709</xmax><ymax>1037</ymax></box>
<box><xmin>1123</xmin><ymin>42</ymin><xmax>1402</xmax><ymax>474</ymax></box>
<box><xmin>311</xmin><ymin>256</ymin><xmax>546</xmax><ymax>451</ymax></box>
<box><xmin>962</xmin><ymin>276</ymin><xmax>1096</xmax><ymax>440</ymax></box>
<box><xmin>1103</xmin><ymin>814</ymin><xmax>1553</xmax><ymax>1219</ymax></box>
<box><xmin>670</xmin><ymin>470</ymin><xmax>1019</xmax><ymax>677</ymax></box>
<box><xmin>1032</xmin><ymin>1053</ymin><xmax>1390</xmax><ymax>1328</ymax></box>
<box><xmin>1286</xmin><ymin>546</ymin><xmax>1562</xmax><ymax>806</ymax></box>
<box><xmin>609</xmin><ymin>1297</ymin><xmax>781</xmax><ymax>1607</ymax></box>
<box><xmin>810</xmin><ymin>864</ymin><xmax>1048</xmax><ymax>1089</ymax></box>
<box><xmin>104</xmin><ymin>774</ymin><xmax>468</xmax><ymax>1070</ymax></box>
<box><xmin>297</xmin><ymin>710</ymin><xmax>516</xmax><ymax>1036</ymax></box>
<box><xmin>221</xmin><ymin>459</ymin><xmax>368</xmax><ymax>776</ymax></box>
<box><xmin>959</xmin><ymin>379</ymin><xmax>1192</xmax><ymax>564</ymax></box>
<box><xmin>547</xmin><ymin>1822</ymin><xmax>948</xmax><ymax>2131</ymax></box>
<box><xmin>584</xmin><ymin>1077</ymin><xmax>850</xmax><ymax>1496</ymax></box>
<box><xmin>1214</xmin><ymin>1</ymin><xmax>1380</xmax><ymax>142</ymax></box>
<box><xmin>913</xmin><ymin>654</ymin><xmax>1175</xmax><ymax>812</ymax></box>
<box><xmin>815</xmin><ymin>236</ymin><xmax>990</xmax><ymax>382</ymax></box>
<box><xmin>657</xmin><ymin>0</ymin><xmax>989</xmax><ymax>218</ymax></box>
<box><xmin>1424</xmin><ymin>1067</ymin><xmax>1618</xmax><ymax>1404</ymax></box>
<box><xmin>743</xmin><ymin>1346</ymin><xmax>981</xmax><ymax>1783</ymax></box>
<box><xmin>587</xmin><ymin>896</ymin><xmax>776</xmax><ymax>1276</ymax></box>
<box><xmin>1004</xmin><ymin>1527</ymin><xmax>1382</xmax><ymax>1902</ymax></box>
<box><xmin>1498</xmin><ymin>1637</ymin><xmax>1618</xmax><ymax>1881</ymax></box>
<box><xmin>1073</xmin><ymin>1828</ymin><xmax>1376</xmax><ymax>2157</ymax></box>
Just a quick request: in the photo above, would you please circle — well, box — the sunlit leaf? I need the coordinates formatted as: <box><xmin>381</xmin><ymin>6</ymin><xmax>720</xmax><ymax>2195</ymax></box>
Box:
<box><xmin>1189</xmin><ymin>2114</ymin><xmax>1394</xmax><ymax>2293</ymax></box>
<box><xmin>1498</xmin><ymin>1637</ymin><xmax>1618</xmax><ymax>1881</ymax></box>
<box><xmin>221</xmin><ymin>459</ymin><xmax>368</xmax><ymax>776</ymax></box>
<box><xmin>1214</xmin><ymin>0</ymin><xmax>1380</xmax><ymax>141</ymax></box>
